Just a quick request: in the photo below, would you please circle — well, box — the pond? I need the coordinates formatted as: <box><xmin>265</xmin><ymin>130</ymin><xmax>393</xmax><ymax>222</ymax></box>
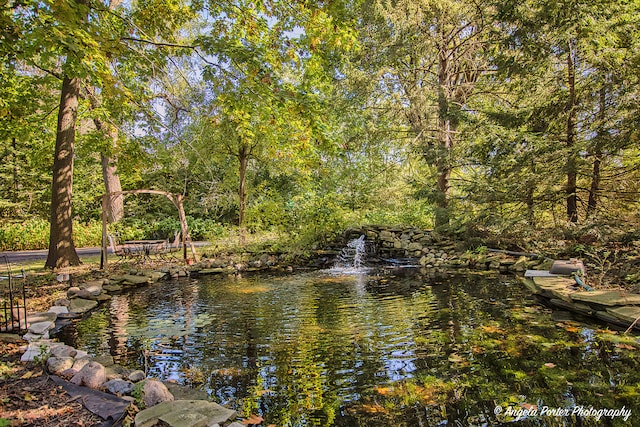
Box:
<box><xmin>59</xmin><ymin>268</ymin><xmax>640</xmax><ymax>426</ymax></box>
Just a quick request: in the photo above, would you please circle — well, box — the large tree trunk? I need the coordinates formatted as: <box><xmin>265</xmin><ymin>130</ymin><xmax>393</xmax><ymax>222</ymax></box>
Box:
<box><xmin>587</xmin><ymin>85</ymin><xmax>606</xmax><ymax>218</ymax></box>
<box><xmin>45</xmin><ymin>76</ymin><xmax>82</xmax><ymax>269</ymax></box>
<box><xmin>87</xmin><ymin>88</ymin><xmax>125</xmax><ymax>223</ymax></box>
<box><xmin>565</xmin><ymin>43</ymin><xmax>579</xmax><ymax>223</ymax></box>
<box><xmin>435</xmin><ymin>50</ymin><xmax>452</xmax><ymax>230</ymax></box>
<box><xmin>101</xmin><ymin>153</ymin><xmax>124</xmax><ymax>223</ymax></box>
<box><xmin>238</xmin><ymin>145</ymin><xmax>248</xmax><ymax>228</ymax></box>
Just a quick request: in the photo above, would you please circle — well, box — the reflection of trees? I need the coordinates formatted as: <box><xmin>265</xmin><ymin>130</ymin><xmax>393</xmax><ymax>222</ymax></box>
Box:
<box><xmin>65</xmin><ymin>271</ymin><xmax>640</xmax><ymax>427</ymax></box>
<box><xmin>107</xmin><ymin>294</ymin><xmax>130</xmax><ymax>363</ymax></box>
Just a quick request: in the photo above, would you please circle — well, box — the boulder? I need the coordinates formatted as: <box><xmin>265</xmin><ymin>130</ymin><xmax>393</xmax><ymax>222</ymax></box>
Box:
<box><xmin>70</xmin><ymin>361</ymin><xmax>106</xmax><ymax>390</ymax></box>
<box><xmin>73</xmin><ymin>357</ymin><xmax>91</xmax><ymax>371</ymax></box>
<box><xmin>104</xmin><ymin>378</ymin><xmax>135</xmax><ymax>396</ymax></box>
<box><xmin>134</xmin><ymin>400</ymin><xmax>236</xmax><ymax>427</ymax></box>
<box><xmin>128</xmin><ymin>370</ymin><xmax>146</xmax><ymax>382</ymax></box>
<box><xmin>50</xmin><ymin>344</ymin><xmax>77</xmax><ymax>358</ymax></box>
<box><xmin>47</xmin><ymin>357</ymin><xmax>75</xmax><ymax>375</ymax></box>
<box><xmin>142</xmin><ymin>379</ymin><xmax>174</xmax><ymax>407</ymax></box>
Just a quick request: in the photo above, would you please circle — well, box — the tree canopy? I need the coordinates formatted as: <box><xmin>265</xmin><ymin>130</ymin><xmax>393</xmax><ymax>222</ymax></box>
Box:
<box><xmin>1</xmin><ymin>0</ymin><xmax>639</xmax><ymax>266</ymax></box>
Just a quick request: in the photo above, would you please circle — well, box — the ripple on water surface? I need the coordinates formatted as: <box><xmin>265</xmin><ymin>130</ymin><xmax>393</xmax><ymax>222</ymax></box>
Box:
<box><xmin>60</xmin><ymin>269</ymin><xmax>640</xmax><ymax>427</ymax></box>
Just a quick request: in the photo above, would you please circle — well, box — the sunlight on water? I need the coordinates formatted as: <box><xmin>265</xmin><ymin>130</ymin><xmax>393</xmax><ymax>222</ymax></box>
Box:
<box><xmin>60</xmin><ymin>269</ymin><xmax>640</xmax><ymax>427</ymax></box>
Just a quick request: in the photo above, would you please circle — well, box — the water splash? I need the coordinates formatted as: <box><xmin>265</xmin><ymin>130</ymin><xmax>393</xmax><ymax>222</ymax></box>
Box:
<box><xmin>334</xmin><ymin>235</ymin><xmax>367</xmax><ymax>271</ymax></box>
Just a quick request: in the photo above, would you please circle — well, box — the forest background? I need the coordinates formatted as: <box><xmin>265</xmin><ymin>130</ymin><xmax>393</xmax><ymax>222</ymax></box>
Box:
<box><xmin>1</xmin><ymin>0</ymin><xmax>639</xmax><ymax>270</ymax></box>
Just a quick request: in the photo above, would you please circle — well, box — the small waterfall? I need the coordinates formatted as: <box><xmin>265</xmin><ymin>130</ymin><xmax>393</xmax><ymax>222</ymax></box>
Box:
<box><xmin>335</xmin><ymin>235</ymin><xmax>367</xmax><ymax>270</ymax></box>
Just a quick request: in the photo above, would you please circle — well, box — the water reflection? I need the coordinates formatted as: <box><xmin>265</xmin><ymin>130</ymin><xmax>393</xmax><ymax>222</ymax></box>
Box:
<box><xmin>60</xmin><ymin>269</ymin><xmax>640</xmax><ymax>426</ymax></box>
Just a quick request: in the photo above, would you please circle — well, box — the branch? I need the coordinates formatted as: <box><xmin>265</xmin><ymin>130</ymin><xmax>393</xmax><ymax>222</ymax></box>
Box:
<box><xmin>121</xmin><ymin>36</ymin><xmax>197</xmax><ymax>49</ymax></box>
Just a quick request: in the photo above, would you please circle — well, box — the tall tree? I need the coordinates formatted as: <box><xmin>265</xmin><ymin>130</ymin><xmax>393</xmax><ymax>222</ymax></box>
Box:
<box><xmin>4</xmin><ymin>0</ymin><xmax>194</xmax><ymax>267</ymax></box>
<box><xmin>358</xmin><ymin>0</ymin><xmax>492</xmax><ymax>229</ymax></box>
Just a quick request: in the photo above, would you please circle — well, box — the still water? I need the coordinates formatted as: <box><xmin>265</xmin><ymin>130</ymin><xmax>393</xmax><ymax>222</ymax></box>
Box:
<box><xmin>60</xmin><ymin>268</ymin><xmax>640</xmax><ymax>426</ymax></box>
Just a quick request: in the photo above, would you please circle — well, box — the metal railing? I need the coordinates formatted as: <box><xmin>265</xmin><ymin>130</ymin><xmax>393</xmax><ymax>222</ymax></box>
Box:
<box><xmin>1</xmin><ymin>255</ymin><xmax>27</xmax><ymax>334</ymax></box>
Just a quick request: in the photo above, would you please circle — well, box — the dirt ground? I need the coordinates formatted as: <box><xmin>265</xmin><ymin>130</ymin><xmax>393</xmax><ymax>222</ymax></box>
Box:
<box><xmin>0</xmin><ymin>266</ymin><xmax>125</xmax><ymax>426</ymax></box>
<box><xmin>0</xmin><ymin>341</ymin><xmax>103</xmax><ymax>426</ymax></box>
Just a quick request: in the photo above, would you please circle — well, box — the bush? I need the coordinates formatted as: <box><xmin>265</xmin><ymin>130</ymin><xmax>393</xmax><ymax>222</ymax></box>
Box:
<box><xmin>0</xmin><ymin>216</ymin><xmax>226</xmax><ymax>251</ymax></box>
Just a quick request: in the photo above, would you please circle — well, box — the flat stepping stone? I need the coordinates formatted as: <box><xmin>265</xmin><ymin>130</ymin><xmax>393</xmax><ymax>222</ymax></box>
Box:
<box><xmin>135</xmin><ymin>400</ymin><xmax>236</xmax><ymax>427</ymax></box>
<box><xmin>69</xmin><ymin>298</ymin><xmax>98</xmax><ymax>314</ymax></box>
<box><xmin>197</xmin><ymin>267</ymin><xmax>233</xmax><ymax>275</ymax></box>
<box><xmin>103</xmin><ymin>284</ymin><xmax>123</xmax><ymax>292</ymax></box>
<box><xmin>525</xmin><ymin>270</ymin><xmax>559</xmax><ymax>278</ymax></box>
<box><xmin>48</xmin><ymin>306</ymin><xmax>69</xmax><ymax>315</ymax></box>
<box><xmin>28</xmin><ymin>321</ymin><xmax>55</xmax><ymax>335</ymax></box>
<box><xmin>121</xmin><ymin>274</ymin><xmax>152</xmax><ymax>285</ymax></box>
<box><xmin>606</xmin><ymin>306</ymin><xmax>640</xmax><ymax>324</ymax></box>
<box><xmin>571</xmin><ymin>290</ymin><xmax>640</xmax><ymax>307</ymax></box>
<box><xmin>28</xmin><ymin>311</ymin><xmax>58</xmax><ymax>324</ymax></box>
<box><xmin>532</xmin><ymin>277</ymin><xmax>577</xmax><ymax>302</ymax></box>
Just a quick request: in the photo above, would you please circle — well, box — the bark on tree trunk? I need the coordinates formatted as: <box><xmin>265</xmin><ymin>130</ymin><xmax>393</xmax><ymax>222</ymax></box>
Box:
<box><xmin>566</xmin><ymin>43</ymin><xmax>579</xmax><ymax>223</ymax></box>
<box><xmin>45</xmin><ymin>76</ymin><xmax>82</xmax><ymax>269</ymax></box>
<box><xmin>101</xmin><ymin>152</ymin><xmax>124</xmax><ymax>223</ymax></box>
<box><xmin>435</xmin><ymin>50</ymin><xmax>452</xmax><ymax>230</ymax></box>
<box><xmin>238</xmin><ymin>145</ymin><xmax>248</xmax><ymax>228</ymax></box>
<box><xmin>87</xmin><ymin>88</ymin><xmax>125</xmax><ymax>223</ymax></box>
<box><xmin>587</xmin><ymin>85</ymin><xmax>606</xmax><ymax>218</ymax></box>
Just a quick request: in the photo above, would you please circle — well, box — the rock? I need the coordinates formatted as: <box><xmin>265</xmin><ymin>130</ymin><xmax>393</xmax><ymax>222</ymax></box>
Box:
<box><xmin>70</xmin><ymin>361</ymin><xmax>106</xmax><ymax>390</ymax></box>
<box><xmin>95</xmin><ymin>294</ymin><xmax>112</xmax><ymax>302</ymax></box>
<box><xmin>74</xmin><ymin>289</ymin><xmax>97</xmax><ymax>300</ymax></box>
<box><xmin>21</xmin><ymin>341</ymin><xmax>51</xmax><ymax>362</ymax></box>
<box><xmin>103</xmin><ymin>284</ymin><xmax>123</xmax><ymax>293</ymax></box>
<box><xmin>50</xmin><ymin>344</ymin><xmax>77</xmax><ymax>358</ymax></box>
<box><xmin>67</xmin><ymin>286</ymin><xmax>81</xmax><ymax>298</ymax></box>
<box><xmin>571</xmin><ymin>290</ymin><xmax>640</xmax><ymax>307</ymax></box>
<box><xmin>149</xmin><ymin>271</ymin><xmax>167</xmax><ymax>282</ymax></box>
<box><xmin>53</xmin><ymin>298</ymin><xmax>71</xmax><ymax>307</ymax></box>
<box><xmin>47</xmin><ymin>357</ymin><xmax>75</xmax><ymax>375</ymax></box>
<box><xmin>134</xmin><ymin>400</ymin><xmax>236</xmax><ymax>427</ymax></box>
<box><xmin>128</xmin><ymin>370</ymin><xmax>146</xmax><ymax>382</ymax></box>
<box><xmin>60</xmin><ymin>368</ymin><xmax>78</xmax><ymax>379</ymax></box>
<box><xmin>104</xmin><ymin>378</ymin><xmax>135</xmax><ymax>396</ymax></box>
<box><xmin>48</xmin><ymin>306</ymin><xmax>69</xmax><ymax>315</ymax></box>
<box><xmin>28</xmin><ymin>321</ymin><xmax>55</xmax><ymax>335</ymax></box>
<box><xmin>81</xmin><ymin>280</ymin><xmax>104</xmax><ymax>292</ymax></box>
<box><xmin>23</xmin><ymin>331</ymin><xmax>49</xmax><ymax>341</ymax></box>
<box><xmin>69</xmin><ymin>298</ymin><xmax>98</xmax><ymax>314</ymax></box>
<box><xmin>73</xmin><ymin>357</ymin><xmax>91</xmax><ymax>371</ymax></box>
<box><xmin>142</xmin><ymin>379</ymin><xmax>174</xmax><ymax>407</ymax></box>
<box><xmin>407</xmin><ymin>242</ymin><xmax>422</xmax><ymax>252</ymax></box>
<box><xmin>27</xmin><ymin>312</ymin><xmax>58</xmax><ymax>324</ymax></box>
<box><xmin>122</xmin><ymin>274</ymin><xmax>152</xmax><ymax>286</ymax></box>
<box><xmin>74</xmin><ymin>349</ymin><xmax>89</xmax><ymax>359</ymax></box>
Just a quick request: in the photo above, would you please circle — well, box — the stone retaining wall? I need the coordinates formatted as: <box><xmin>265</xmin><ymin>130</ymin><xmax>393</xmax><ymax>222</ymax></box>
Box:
<box><xmin>337</xmin><ymin>225</ymin><xmax>549</xmax><ymax>272</ymax></box>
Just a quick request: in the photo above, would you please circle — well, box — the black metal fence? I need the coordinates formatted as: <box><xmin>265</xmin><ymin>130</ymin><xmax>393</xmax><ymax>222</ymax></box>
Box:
<box><xmin>1</xmin><ymin>255</ymin><xmax>27</xmax><ymax>334</ymax></box>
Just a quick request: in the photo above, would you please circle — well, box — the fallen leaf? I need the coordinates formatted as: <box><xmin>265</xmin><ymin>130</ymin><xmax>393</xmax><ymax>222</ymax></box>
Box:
<box><xmin>242</xmin><ymin>414</ymin><xmax>264</xmax><ymax>425</ymax></box>
<box><xmin>375</xmin><ymin>386</ymin><xmax>392</xmax><ymax>395</ymax></box>
<box><xmin>615</xmin><ymin>343</ymin><xmax>636</xmax><ymax>350</ymax></box>
<box><xmin>543</xmin><ymin>363</ymin><xmax>556</xmax><ymax>368</ymax></box>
